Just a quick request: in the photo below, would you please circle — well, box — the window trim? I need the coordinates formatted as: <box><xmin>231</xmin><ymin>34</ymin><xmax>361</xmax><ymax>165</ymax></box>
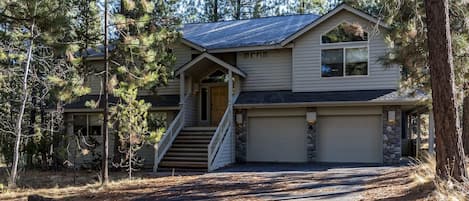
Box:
<box><xmin>320</xmin><ymin>20</ymin><xmax>369</xmax><ymax>45</ymax></box>
<box><xmin>320</xmin><ymin>46</ymin><xmax>370</xmax><ymax>78</ymax></box>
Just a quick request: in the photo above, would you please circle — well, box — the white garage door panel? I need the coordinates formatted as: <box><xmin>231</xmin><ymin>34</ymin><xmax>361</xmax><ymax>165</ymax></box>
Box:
<box><xmin>248</xmin><ymin>117</ymin><xmax>307</xmax><ymax>162</ymax></box>
<box><xmin>318</xmin><ymin>115</ymin><xmax>382</xmax><ymax>163</ymax></box>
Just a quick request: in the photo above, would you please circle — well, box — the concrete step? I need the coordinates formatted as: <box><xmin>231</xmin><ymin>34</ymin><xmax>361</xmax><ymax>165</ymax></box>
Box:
<box><xmin>183</xmin><ymin>127</ymin><xmax>217</xmax><ymax>131</ymax></box>
<box><xmin>163</xmin><ymin>156</ymin><xmax>207</xmax><ymax>161</ymax></box>
<box><xmin>159</xmin><ymin>161</ymin><xmax>207</xmax><ymax>168</ymax></box>
<box><xmin>179</xmin><ymin>131</ymin><xmax>214</xmax><ymax>136</ymax></box>
<box><xmin>172</xmin><ymin>144</ymin><xmax>207</xmax><ymax>148</ymax></box>
<box><xmin>177</xmin><ymin>135</ymin><xmax>212</xmax><ymax>140</ymax></box>
<box><xmin>173</xmin><ymin>139</ymin><xmax>211</xmax><ymax>144</ymax></box>
<box><xmin>165</xmin><ymin>152</ymin><xmax>208</xmax><ymax>157</ymax></box>
<box><xmin>168</xmin><ymin>147</ymin><xmax>207</xmax><ymax>152</ymax></box>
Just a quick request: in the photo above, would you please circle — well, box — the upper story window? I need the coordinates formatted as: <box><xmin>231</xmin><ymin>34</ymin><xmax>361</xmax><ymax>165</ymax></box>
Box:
<box><xmin>321</xmin><ymin>22</ymin><xmax>369</xmax><ymax>78</ymax></box>
<box><xmin>321</xmin><ymin>22</ymin><xmax>368</xmax><ymax>43</ymax></box>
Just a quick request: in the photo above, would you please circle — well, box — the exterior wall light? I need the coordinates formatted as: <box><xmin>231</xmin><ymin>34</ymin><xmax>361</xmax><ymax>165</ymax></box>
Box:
<box><xmin>388</xmin><ymin>111</ymin><xmax>396</xmax><ymax>123</ymax></box>
<box><xmin>306</xmin><ymin>112</ymin><xmax>317</xmax><ymax>124</ymax></box>
<box><xmin>236</xmin><ymin>113</ymin><xmax>243</xmax><ymax>125</ymax></box>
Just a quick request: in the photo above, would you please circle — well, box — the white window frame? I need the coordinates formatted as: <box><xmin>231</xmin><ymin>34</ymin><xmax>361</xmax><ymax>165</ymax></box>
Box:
<box><xmin>320</xmin><ymin>46</ymin><xmax>370</xmax><ymax>78</ymax></box>
<box><xmin>319</xmin><ymin>20</ymin><xmax>370</xmax><ymax>78</ymax></box>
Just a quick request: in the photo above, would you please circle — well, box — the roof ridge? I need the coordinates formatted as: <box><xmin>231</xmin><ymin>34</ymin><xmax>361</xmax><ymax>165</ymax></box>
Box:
<box><xmin>183</xmin><ymin>13</ymin><xmax>320</xmax><ymax>26</ymax></box>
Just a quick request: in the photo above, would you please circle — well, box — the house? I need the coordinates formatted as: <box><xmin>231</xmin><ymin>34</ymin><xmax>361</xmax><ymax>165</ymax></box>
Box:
<box><xmin>64</xmin><ymin>4</ymin><xmax>425</xmax><ymax>171</ymax></box>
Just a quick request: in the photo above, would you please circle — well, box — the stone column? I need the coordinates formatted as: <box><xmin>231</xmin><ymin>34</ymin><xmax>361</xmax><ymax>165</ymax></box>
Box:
<box><xmin>234</xmin><ymin>109</ymin><xmax>248</xmax><ymax>163</ymax></box>
<box><xmin>383</xmin><ymin>106</ymin><xmax>402</xmax><ymax>164</ymax></box>
<box><xmin>306</xmin><ymin>108</ymin><xmax>317</xmax><ymax>162</ymax></box>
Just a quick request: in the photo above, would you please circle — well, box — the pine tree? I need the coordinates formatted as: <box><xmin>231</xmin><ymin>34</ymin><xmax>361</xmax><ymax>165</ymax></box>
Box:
<box><xmin>0</xmin><ymin>0</ymin><xmax>104</xmax><ymax>188</ymax></box>
<box><xmin>424</xmin><ymin>0</ymin><xmax>467</xmax><ymax>181</ymax></box>
<box><xmin>108</xmin><ymin>0</ymin><xmax>180</xmax><ymax>179</ymax></box>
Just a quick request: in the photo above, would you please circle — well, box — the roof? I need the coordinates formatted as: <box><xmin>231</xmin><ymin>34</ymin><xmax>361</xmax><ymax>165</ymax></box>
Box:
<box><xmin>182</xmin><ymin>14</ymin><xmax>320</xmax><ymax>50</ymax></box>
<box><xmin>62</xmin><ymin>94</ymin><xmax>179</xmax><ymax>109</ymax></box>
<box><xmin>235</xmin><ymin>89</ymin><xmax>425</xmax><ymax>106</ymax></box>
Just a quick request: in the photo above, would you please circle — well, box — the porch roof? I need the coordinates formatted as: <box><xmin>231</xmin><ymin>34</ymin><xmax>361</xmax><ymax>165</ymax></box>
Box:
<box><xmin>175</xmin><ymin>52</ymin><xmax>247</xmax><ymax>77</ymax></box>
<box><xmin>234</xmin><ymin>89</ymin><xmax>427</xmax><ymax>107</ymax></box>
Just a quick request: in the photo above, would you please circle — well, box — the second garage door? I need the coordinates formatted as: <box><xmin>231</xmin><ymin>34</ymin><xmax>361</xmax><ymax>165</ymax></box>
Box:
<box><xmin>317</xmin><ymin>115</ymin><xmax>382</xmax><ymax>163</ymax></box>
<box><xmin>247</xmin><ymin>116</ymin><xmax>307</xmax><ymax>162</ymax></box>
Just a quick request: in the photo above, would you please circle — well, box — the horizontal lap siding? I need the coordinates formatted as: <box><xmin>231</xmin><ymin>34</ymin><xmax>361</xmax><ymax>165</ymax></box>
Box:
<box><xmin>292</xmin><ymin>11</ymin><xmax>399</xmax><ymax>92</ymax></box>
<box><xmin>237</xmin><ymin>49</ymin><xmax>292</xmax><ymax>91</ymax></box>
<box><xmin>86</xmin><ymin>43</ymin><xmax>193</xmax><ymax>95</ymax></box>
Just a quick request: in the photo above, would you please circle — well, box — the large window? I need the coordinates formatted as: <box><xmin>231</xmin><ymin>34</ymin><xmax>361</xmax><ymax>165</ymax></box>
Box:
<box><xmin>73</xmin><ymin>114</ymin><xmax>103</xmax><ymax>136</ymax></box>
<box><xmin>320</xmin><ymin>22</ymin><xmax>368</xmax><ymax>78</ymax></box>
<box><xmin>321</xmin><ymin>47</ymin><xmax>368</xmax><ymax>77</ymax></box>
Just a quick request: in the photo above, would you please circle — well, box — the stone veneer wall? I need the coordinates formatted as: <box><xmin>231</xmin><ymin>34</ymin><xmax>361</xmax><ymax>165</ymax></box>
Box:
<box><xmin>234</xmin><ymin>109</ymin><xmax>248</xmax><ymax>162</ymax></box>
<box><xmin>306</xmin><ymin>108</ymin><xmax>317</xmax><ymax>162</ymax></box>
<box><xmin>383</xmin><ymin>106</ymin><xmax>402</xmax><ymax>164</ymax></box>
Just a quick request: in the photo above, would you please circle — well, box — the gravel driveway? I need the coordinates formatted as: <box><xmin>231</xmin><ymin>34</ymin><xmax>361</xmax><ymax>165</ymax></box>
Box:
<box><xmin>134</xmin><ymin>163</ymin><xmax>399</xmax><ymax>201</ymax></box>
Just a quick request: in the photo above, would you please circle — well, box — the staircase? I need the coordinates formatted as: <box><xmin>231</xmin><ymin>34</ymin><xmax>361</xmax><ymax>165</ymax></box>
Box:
<box><xmin>158</xmin><ymin>127</ymin><xmax>216</xmax><ymax>171</ymax></box>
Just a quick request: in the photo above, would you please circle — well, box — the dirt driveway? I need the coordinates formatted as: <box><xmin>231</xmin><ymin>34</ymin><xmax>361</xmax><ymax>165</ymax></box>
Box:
<box><xmin>134</xmin><ymin>163</ymin><xmax>401</xmax><ymax>201</ymax></box>
<box><xmin>1</xmin><ymin>163</ymin><xmax>420</xmax><ymax>201</ymax></box>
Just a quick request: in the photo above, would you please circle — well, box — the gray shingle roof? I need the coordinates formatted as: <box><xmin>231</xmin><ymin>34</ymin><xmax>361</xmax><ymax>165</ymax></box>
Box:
<box><xmin>183</xmin><ymin>14</ymin><xmax>320</xmax><ymax>50</ymax></box>
<box><xmin>235</xmin><ymin>90</ymin><xmax>425</xmax><ymax>105</ymax></box>
<box><xmin>63</xmin><ymin>94</ymin><xmax>179</xmax><ymax>109</ymax></box>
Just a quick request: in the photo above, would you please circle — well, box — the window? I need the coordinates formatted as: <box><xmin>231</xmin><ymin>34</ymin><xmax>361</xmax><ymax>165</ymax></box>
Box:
<box><xmin>321</xmin><ymin>47</ymin><xmax>368</xmax><ymax>77</ymax></box>
<box><xmin>321</xmin><ymin>49</ymin><xmax>344</xmax><ymax>77</ymax></box>
<box><xmin>346</xmin><ymin>47</ymin><xmax>368</xmax><ymax>76</ymax></box>
<box><xmin>73</xmin><ymin>114</ymin><xmax>103</xmax><ymax>136</ymax></box>
<box><xmin>322</xmin><ymin>22</ymin><xmax>368</xmax><ymax>43</ymax></box>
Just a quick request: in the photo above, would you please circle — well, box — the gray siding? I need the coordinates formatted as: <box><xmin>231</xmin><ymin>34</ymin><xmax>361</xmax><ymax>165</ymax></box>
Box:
<box><xmin>292</xmin><ymin>10</ymin><xmax>400</xmax><ymax>92</ymax></box>
<box><xmin>86</xmin><ymin>42</ymin><xmax>194</xmax><ymax>95</ymax></box>
<box><xmin>237</xmin><ymin>49</ymin><xmax>292</xmax><ymax>91</ymax></box>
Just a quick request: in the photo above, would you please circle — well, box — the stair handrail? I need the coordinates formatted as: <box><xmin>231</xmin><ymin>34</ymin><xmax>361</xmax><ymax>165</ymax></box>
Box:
<box><xmin>208</xmin><ymin>104</ymin><xmax>233</xmax><ymax>170</ymax></box>
<box><xmin>153</xmin><ymin>95</ymin><xmax>189</xmax><ymax>172</ymax></box>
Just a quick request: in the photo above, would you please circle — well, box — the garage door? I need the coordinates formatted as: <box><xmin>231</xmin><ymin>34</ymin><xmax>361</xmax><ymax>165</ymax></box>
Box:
<box><xmin>247</xmin><ymin>117</ymin><xmax>307</xmax><ymax>162</ymax></box>
<box><xmin>317</xmin><ymin>115</ymin><xmax>382</xmax><ymax>163</ymax></box>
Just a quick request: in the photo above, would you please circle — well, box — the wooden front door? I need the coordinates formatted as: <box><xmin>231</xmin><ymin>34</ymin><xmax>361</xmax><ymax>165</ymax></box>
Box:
<box><xmin>210</xmin><ymin>86</ymin><xmax>228</xmax><ymax>126</ymax></box>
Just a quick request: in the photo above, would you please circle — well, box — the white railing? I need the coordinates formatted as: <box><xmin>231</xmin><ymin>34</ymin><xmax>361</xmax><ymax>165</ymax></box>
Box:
<box><xmin>153</xmin><ymin>96</ymin><xmax>188</xmax><ymax>172</ymax></box>
<box><xmin>208</xmin><ymin>105</ymin><xmax>233</xmax><ymax>171</ymax></box>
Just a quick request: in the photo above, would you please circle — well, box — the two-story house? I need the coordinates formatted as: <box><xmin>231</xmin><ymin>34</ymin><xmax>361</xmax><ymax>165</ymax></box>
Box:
<box><xmin>65</xmin><ymin>4</ymin><xmax>424</xmax><ymax>171</ymax></box>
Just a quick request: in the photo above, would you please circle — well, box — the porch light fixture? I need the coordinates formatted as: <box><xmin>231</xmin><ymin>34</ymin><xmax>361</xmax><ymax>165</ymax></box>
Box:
<box><xmin>306</xmin><ymin>112</ymin><xmax>317</xmax><ymax>124</ymax></box>
<box><xmin>388</xmin><ymin>111</ymin><xmax>396</xmax><ymax>123</ymax></box>
<box><xmin>236</xmin><ymin>113</ymin><xmax>243</xmax><ymax>124</ymax></box>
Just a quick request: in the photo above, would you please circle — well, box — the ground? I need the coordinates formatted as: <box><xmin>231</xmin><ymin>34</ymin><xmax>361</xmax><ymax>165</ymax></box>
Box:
<box><xmin>0</xmin><ymin>164</ymin><xmax>435</xmax><ymax>201</ymax></box>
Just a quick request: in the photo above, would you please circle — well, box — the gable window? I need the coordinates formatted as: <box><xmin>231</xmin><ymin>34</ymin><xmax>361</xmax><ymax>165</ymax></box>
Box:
<box><xmin>321</xmin><ymin>22</ymin><xmax>368</xmax><ymax>43</ymax></box>
<box><xmin>320</xmin><ymin>22</ymin><xmax>368</xmax><ymax>77</ymax></box>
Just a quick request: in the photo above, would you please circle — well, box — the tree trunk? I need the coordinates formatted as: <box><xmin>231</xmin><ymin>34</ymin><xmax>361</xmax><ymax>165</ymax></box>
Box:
<box><xmin>8</xmin><ymin>22</ymin><xmax>35</xmax><ymax>188</ymax></box>
<box><xmin>424</xmin><ymin>0</ymin><xmax>467</xmax><ymax>181</ymax></box>
<box><xmin>102</xmin><ymin>0</ymin><xmax>110</xmax><ymax>186</ymax></box>
<box><xmin>463</xmin><ymin>93</ymin><xmax>469</xmax><ymax>156</ymax></box>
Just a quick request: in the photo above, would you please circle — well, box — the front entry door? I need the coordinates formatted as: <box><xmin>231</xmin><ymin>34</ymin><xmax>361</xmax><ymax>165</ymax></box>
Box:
<box><xmin>210</xmin><ymin>86</ymin><xmax>228</xmax><ymax>126</ymax></box>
